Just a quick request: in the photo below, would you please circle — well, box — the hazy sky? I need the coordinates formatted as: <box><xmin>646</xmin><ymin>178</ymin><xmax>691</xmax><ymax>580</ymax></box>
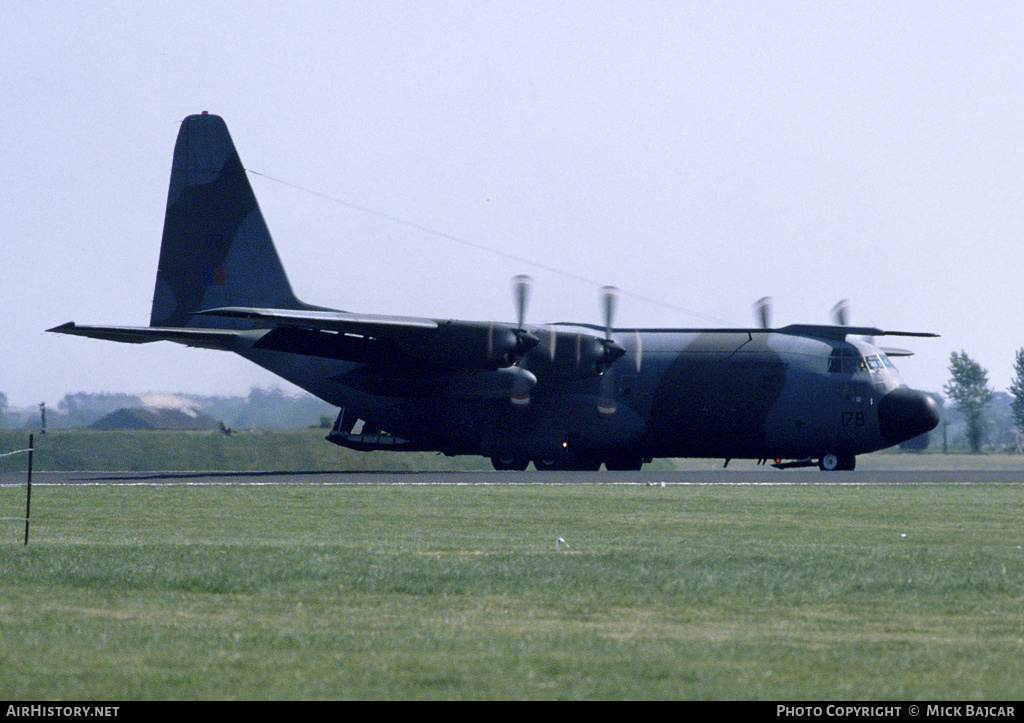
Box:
<box><xmin>4</xmin><ymin>1</ymin><xmax>1023</xmax><ymax>408</ymax></box>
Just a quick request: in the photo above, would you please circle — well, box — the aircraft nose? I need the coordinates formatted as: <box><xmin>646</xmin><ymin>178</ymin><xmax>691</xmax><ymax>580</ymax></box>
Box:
<box><xmin>878</xmin><ymin>387</ymin><xmax>941</xmax><ymax>446</ymax></box>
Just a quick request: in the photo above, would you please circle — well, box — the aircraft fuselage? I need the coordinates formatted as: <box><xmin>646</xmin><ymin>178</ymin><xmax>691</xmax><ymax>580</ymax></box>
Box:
<box><xmin>236</xmin><ymin>323</ymin><xmax>937</xmax><ymax>471</ymax></box>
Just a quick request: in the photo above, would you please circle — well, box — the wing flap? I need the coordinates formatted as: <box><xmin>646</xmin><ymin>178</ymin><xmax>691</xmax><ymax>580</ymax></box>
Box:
<box><xmin>197</xmin><ymin>306</ymin><xmax>529</xmax><ymax>370</ymax></box>
<box><xmin>197</xmin><ymin>306</ymin><xmax>438</xmax><ymax>336</ymax></box>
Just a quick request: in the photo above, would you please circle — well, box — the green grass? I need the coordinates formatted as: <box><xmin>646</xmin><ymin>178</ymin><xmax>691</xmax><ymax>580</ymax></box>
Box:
<box><xmin>0</xmin><ymin>429</ymin><xmax>497</xmax><ymax>473</ymax></box>
<box><xmin>2</xmin><ymin>482</ymin><xmax>1024</xmax><ymax>699</ymax></box>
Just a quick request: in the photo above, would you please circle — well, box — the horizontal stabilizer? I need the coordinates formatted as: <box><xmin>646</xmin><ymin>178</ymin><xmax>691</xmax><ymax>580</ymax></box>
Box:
<box><xmin>47</xmin><ymin>322</ymin><xmax>252</xmax><ymax>350</ymax></box>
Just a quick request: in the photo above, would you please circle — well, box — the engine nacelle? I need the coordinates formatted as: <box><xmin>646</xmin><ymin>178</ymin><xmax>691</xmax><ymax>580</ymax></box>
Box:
<box><xmin>391</xmin><ymin>320</ymin><xmax>539</xmax><ymax>370</ymax></box>
<box><xmin>524</xmin><ymin>328</ymin><xmax>625</xmax><ymax>379</ymax></box>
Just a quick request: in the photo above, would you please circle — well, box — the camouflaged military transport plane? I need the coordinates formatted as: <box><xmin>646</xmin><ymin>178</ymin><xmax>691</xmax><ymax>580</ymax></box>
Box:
<box><xmin>50</xmin><ymin>113</ymin><xmax>941</xmax><ymax>472</ymax></box>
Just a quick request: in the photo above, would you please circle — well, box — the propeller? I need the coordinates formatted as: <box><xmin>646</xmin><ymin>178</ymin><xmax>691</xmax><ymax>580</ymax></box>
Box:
<box><xmin>504</xmin><ymin>277</ymin><xmax>635</xmax><ymax>413</ymax></box>
<box><xmin>755</xmin><ymin>297</ymin><xmax>772</xmax><ymax>329</ymax></box>
<box><xmin>517</xmin><ymin>274</ymin><xmax>557</xmax><ymax>364</ymax></box>
<box><xmin>509</xmin><ymin>275</ymin><xmax>539</xmax><ymax>406</ymax></box>
<box><xmin>597</xmin><ymin>286</ymin><xmax>629</xmax><ymax>417</ymax></box>
<box><xmin>486</xmin><ymin>278</ymin><xmax>538</xmax><ymax>370</ymax></box>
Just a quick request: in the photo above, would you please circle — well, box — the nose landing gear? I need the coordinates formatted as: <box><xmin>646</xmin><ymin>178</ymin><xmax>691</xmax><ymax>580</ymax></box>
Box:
<box><xmin>818</xmin><ymin>453</ymin><xmax>856</xmax><ymax>471</ymax></box>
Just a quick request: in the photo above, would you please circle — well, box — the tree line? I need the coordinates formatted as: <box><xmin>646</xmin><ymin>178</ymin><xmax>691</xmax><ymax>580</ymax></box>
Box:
<box><xmin>0</xmin><ymin>388</ymin><xmax>336</xmax><ymax>431</ymax></box>
<box><xmin>945</xmin><ymin>349</ymin><xmax>1024</xmax><ymax>453</ymax></box>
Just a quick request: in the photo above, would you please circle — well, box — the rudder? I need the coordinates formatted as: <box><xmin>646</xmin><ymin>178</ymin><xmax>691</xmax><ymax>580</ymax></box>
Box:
<box><xmin>150</xmin><ymin>113</ymin><xmax>307</xmax><ymax>328</ymax></box>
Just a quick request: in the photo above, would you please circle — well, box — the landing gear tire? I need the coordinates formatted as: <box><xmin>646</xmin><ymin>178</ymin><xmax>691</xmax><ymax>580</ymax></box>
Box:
<box><xmin>819</xmin><ymin>453</ymin><xmax>855</xmax><ymax>471</ymax></box>
<box><xmin>532</xmin><ymin>455</ymin><xmax>601</xmax><ymax>471</ymax></box>
<box><xmin>491</xmin><ymin>456</ymin><xmax>529</xmax><ymax>471</ymax></box>
<box><xmin>604</xmin><ymin>455</ymin><xmax>644</xmax><ymax>471</ymax></box>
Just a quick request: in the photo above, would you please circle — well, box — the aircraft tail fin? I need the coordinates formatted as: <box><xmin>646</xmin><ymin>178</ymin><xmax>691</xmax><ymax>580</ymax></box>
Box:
<box><xmin>151</xmin><ymin>112</ymin><xmax>312</xmax><ymax>329</ymax></box>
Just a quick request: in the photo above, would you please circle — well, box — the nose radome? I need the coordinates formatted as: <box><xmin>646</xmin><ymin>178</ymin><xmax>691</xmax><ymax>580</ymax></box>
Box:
<box><xmin>878</xmin><ymin>387</ymin><xmax>941</xmax><ymax>446</ymax></box>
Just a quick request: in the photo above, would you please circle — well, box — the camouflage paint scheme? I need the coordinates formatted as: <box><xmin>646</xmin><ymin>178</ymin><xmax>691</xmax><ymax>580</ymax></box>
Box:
<box><xmin>51</xmin><ymin>114</ymin><xmax>939</xmax><ymax>471</ymax></box>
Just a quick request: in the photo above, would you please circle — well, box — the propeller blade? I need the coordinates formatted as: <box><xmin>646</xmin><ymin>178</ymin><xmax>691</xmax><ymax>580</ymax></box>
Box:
<box><xmin>601</xmin><ymin>286</ymin><xmax>618</xmax><ymax>340</ymax></box>
<box><xmin>755</xmin><ymin>297</ymin><xmax>772</xmax><ymax>329</ymax></box>
<box><xmin>508</xmin><ymin>275</ymin><xmax>536</xmax><ymax>405</ymax></box>
<box><xmin>832</xmin><ymin>299</ymin><xmax>849</xmax><ymax>327</ymax></box>
<box><xmin>513</xmin><ymin>275</ymin><xmax>532</xmax><ymax>330</ymax></box>
<box><xmin>830</xmin><ymin>299</ymin><xmax>883</xmax><ymax>346</ymax></box>
<box><xmin>597</xmin><ymin>286</ymin><xmax>621</xmax><ymax>416</ymax></box>
<box><xmin>543</xmin><ymin>324</ymin><xmax>557</xmax><ymax>361</ymax></box>
<box><xmin>632</xmin><ymin>329</ymin><xmax>643</xmax><ymax>372</ymax></box>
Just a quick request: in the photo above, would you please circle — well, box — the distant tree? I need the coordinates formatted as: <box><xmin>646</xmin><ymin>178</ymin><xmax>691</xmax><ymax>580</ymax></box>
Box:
<box><xmin>944</xmin><ymin>351</ymin><xmax>994</xmax><ymax>453</ymax></box>
<box><xmin>57</xmin><ymin>392</ymin><xmax>142</xmax><ymax>428</ymax></box>
<box><xmin>1009</xmin><ymin>348</ymin><xmax>1024</xmax><ymax>434</ymax></box>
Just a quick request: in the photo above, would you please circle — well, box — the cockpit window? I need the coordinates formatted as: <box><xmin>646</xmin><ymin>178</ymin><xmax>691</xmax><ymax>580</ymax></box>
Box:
<box><xmin>828</xmin><ymin>348</ymin><xmax>890</xmax><ymax>375</ymax></box>
<box><xmin>828</xmin><ymin>348</ymin><xmax>867</xmax><ymax>374</ymax></box>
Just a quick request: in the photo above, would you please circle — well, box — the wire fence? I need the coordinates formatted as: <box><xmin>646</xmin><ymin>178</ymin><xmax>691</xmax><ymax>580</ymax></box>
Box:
<box><xmin>1</xmin><ymin>435</ymin><xmax>34</xmax><ymax>544</ymax></box>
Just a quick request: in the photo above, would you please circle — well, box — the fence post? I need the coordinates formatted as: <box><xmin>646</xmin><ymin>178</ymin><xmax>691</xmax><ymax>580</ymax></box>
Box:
<box><xmin>23</xmin><ymin>434</ymin><xmax>33</xmax><ymax>546</ymax></box>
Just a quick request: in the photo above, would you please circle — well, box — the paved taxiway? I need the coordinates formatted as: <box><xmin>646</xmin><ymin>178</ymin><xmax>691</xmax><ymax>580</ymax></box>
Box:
<box><xmin>3</xmin><ymin>469</ymin><xmax>1023</xmax><ymax>486</ymax></box>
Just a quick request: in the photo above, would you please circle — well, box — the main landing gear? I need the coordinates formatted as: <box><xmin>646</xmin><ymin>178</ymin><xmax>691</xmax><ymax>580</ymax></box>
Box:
<box><xmin>490</xmin><ymin>454</ymin><xmax>645</xmax><ymax>471</ymax></box>
<box><xmin>490</xmin><ymin>456</ymin><xmax>530</xmax><ymax>471</ymax></box>
<box><xmin>492</xmin><ymin>453</ymin><xmax>856</xmax><ymax>472</ymax></box>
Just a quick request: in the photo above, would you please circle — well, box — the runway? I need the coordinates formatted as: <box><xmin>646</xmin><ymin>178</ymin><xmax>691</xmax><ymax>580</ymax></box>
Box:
<box><xmin>3</xmin><ymin>468</ymin><xmax>1024</xmax><ymax>486</ymax></box>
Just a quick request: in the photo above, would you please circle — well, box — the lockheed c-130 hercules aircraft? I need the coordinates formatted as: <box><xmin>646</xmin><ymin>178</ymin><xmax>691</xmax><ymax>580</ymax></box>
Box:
<box><xmin>50</xmin><ymin>113</ymin><xmax>941</xmax><ymax>472</ymax></box>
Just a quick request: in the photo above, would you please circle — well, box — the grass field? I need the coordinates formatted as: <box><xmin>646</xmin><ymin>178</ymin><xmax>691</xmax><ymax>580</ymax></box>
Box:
<box><xmin>0</xmin><ymin>429</ymin><xmax>497</xmax><ymax>473</ymax></box>
<box><xmin>2</xmin><ymin>477</ymin><xmax>1024</xmax><ymax>700</ymax></box>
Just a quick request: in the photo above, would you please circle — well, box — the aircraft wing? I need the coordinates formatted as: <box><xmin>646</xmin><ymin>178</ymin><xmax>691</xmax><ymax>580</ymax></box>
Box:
<box><xmin>50</xmin><ymin>304</ymin><xmax>545</xmax><ymax>380</ymax></box>
<box><xmin>196</xmin><ymin>306</ymin><xmax>439</xmax><ymax>335</ymax></box>
<box><xmin>196</xmin><ymin>306</ymin><xmax>539</xmax><ymax>371</ymax></box>
<box><xmin>47</xmin><ymin>322</ymin><xmax>254</xmax><ymax>351</ymax></box>
<box><xmin>563</xmin><ymin>322</ymin><xmax>938</xmax><ymax>340</ymax></box>
<box><xmin>562</xmin><ymin>322</ymin><xmax>937</xmax><ymax>359</ymax></box>
<box><xmin>775</xmin><ymin>324</ymin><xmax>939</xmax><ymax>341</ymax></box>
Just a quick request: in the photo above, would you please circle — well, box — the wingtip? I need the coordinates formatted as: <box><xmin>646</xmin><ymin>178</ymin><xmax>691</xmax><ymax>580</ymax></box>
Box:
<box><xmin>880</xmin><ymin>330</ymin><xmax>941</xmax><ymax>338</ymax></box>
